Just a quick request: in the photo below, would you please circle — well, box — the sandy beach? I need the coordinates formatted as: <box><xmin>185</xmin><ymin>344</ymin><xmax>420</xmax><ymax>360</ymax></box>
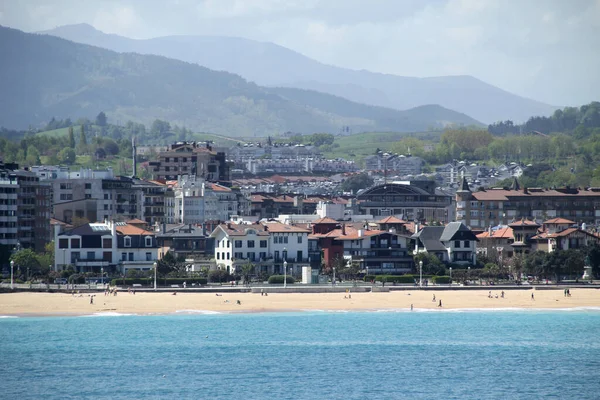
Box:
<box><xmin>0</xmin><ymin>288</ymin><xmax>599</xmax><ymax>316</ymax></box>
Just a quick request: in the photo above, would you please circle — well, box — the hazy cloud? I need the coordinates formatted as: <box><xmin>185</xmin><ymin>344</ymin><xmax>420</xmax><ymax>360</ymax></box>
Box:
<box><xmin>1</xmin><ymin>0</ymin><xmax>598</xmax><ymax>105</ymax></box>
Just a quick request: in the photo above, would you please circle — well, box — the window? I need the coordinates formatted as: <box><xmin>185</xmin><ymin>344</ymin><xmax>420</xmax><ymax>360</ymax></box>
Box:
<box><xmin>165</xmin><ymin>157</ymin><xmax>170</xmax><ymax>162</ymax></box>
<box><xmin>85</xmin><ymin>183</ymin><xmax>92</xmax><ymax>190</ymax></box>
<box><xmin>128</xmin><ymin>253</ymin><xmax>134</xmax><ymax>261</ymax></box>
<box><xmin>247</xmin><ymin>240</ymin><xmax>255</xmax><ymax>248</ymax></box>
<box><xmin>71</xmin><ymin>252</ymin><xmax>80</xmax><ymax>263</ymax></box>
<box><xmin>284</xmin><ymin>236</ymin><xmax>288</xmax><ymax>244</ymax></box>
<box><xmin>455</xmin><ymin>240</ymin><xmax>460</xmax><ymax>248</ymax></box>
<box><xmin>104</xmin><ymin>204</ymin><xmax>108</xmax><ymax>210</ymax></box>
<box><xmin>227</xmin><ymin>240</ymin><xmax>230</xmax><ymax>247</ymax></box>
<box><xmin>227</xmin><ymin>253</ymin><xmax>230</xmax><ymax>260</ymax></box>
<box><xmin>59</xmin><ymin>238</ymin><xmax>69</xmax><ymax>249</ymax></box>
<box><xmin>146</xmin><ymin>252</ymin><xmax>152</xmax><ymax>261</ymax></box>
<box><xmin>217</xmin><ymin>252</ymin><xmax>220</xmax><ymax>260</ymax></box>
<box><xmin>297</xmin><ymin>236</ymin><xmax>303</xmax><ymax>244</ymax></box>
<box><xmin>234</xmin><ymin>252</ymin><xmax>243</xmax><ymax>259</ymax></box>
<box><xmin>174</xmin><ymin>157</ymin><xmax>178</xmax><ymax>162</ymax></box>
<box><xmin>464</xmin><ymin>241</ymin><xmax>470</xmax><ymax>248</ymax></box>
<box><xmin>87</xmin><ymin>251</ymin><xmax>94</xmax><ymax>260</ymax></box>
<box><xmin>247</xmin><ymin>252</ymin><xmax>255</xmax><ymax>261</ymax></box>
<box><xmin>71</xmin><ymin>238</ymin><xmax>80</xmax><ymax>248</ymax></box>
<box><xmin>260</xmin><ymin>240</ymin><xmax>267</xmax><ymax>248</ymax></box>
<box><xmin>104</xmin><ymin>194</ymin><xmax>109</xmax><ymax>200</ymax></box>
<box><xmin>145</xmin><ymin>237</ymin><xmax>152</xmax><ymax>247</ymax></box>
<box><xmin>122</xmin><ymin>252</ymin><xmax>127</xmax><ymax>261</ymax></box>
<box><xmin>103</xmin><ymin>238</ymin><xmax>112</xmax><ymax>249</ymax></box>
<box><xmin>259</xmin><ymin>252</ymin><xmax>267</xmax><ymax>260</ymax></box>
<box><xmin>124</xmin><ymin>237</ymin><xmax>131</xmax><ymax>247</ymax></box>
<box><xmin>235</xmin><ymin>240</ymin><xmax>243</xmax><ymax>248</ymax></box>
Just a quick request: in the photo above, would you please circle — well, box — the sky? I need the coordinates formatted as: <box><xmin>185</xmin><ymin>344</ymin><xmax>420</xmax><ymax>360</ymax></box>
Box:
<box><xmin>1</xmin><ymin>0</ymin><xmax>599</xmax><ymax>106</ymax></box>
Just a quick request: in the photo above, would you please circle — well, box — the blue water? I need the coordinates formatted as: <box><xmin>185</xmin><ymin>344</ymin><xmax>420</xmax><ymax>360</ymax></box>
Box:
<box><xmin>2</xmin><ymin>311</ymin><xmax>600</xmax><ymax>399</ymax></box>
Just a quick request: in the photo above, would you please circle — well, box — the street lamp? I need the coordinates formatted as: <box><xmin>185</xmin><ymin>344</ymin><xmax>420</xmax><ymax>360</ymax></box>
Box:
<box><xmin>283</xmin><ymin>259</ymin><xmax>287</xmax><ymax>289</ymax></box>
<box><xmin>101</xmin><ymin>267</ymin><xmax>104</xmax><ymax>288</ymax></box>
<box><xmin>366</xmin><ymin>266</ymin><xmax>369</xmax><ymax>281</ymax></box>
<box><xmin>153</xmin><ymin>261</ymin><xmax>157</xmax><ymax>291</ymax></box>
<box><xmin>10</xmin><ymin>260</ymin><xmax>14</xmax><ymax>289</ymax></box>
<box><xmin>333</xmin><ymin>267</ymin><xmax>336</xmax><ymax>286</ymax></box>
<box><xmin>419</xmin><ymin>260</ymin><xmax>423</xmax><ymax>288</ymax></box>
<box><xmin>449</xmin><ymin>267</ymin><xmax>452</xmax><ymax>283</ymax></box>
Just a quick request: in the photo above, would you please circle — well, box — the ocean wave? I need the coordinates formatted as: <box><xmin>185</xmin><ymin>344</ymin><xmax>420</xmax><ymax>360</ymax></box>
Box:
<box><xmin>80</xmin><ymin>312</ymin><xmax>138</xmax><ymax>317</ymax></box>
<box><xmin>175</xmin><ymin>310</ymin><xmax>222</xmax><ymax>315</ymax></box>
<box><xmin>0</xmin><ymin>315</ymin><xmax>18</xmax><ymax>318</ymax></box>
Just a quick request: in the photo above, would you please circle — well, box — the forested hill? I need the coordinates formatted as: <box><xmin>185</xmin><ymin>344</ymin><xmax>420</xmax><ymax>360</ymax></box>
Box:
<box><xmin>0</xmin><ymin>26</ymin><xmax>480</xmax><ymax>135</ymax></box>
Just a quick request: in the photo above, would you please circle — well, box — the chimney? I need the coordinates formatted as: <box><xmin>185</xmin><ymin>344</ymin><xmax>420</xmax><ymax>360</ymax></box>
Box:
<box><xmin>358</xmin><ymin>229</ymin><xmax>363</xmax><ymax>237</ymax></box>
<box><xmin>264</xmin><ymin>225</ymin><xmax>268</xmax><ymax>232</ymax></box>
<box><xmin>342</xmin><ymin>224</ymin><xmax>346</xmax><ymax>235</ymax></box>
<box><xmin>488</xmin><ymin>226</ymin><xmax>492</xmax><ymax>236</ymax></box>
<box><xmin>227</xmin><ymin>222</ymin><xmax>232</xmax><ymax>229</ymax></box>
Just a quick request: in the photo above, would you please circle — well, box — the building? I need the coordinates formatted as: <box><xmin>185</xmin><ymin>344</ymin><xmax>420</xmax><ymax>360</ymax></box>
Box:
<box><xmin>0</xmin><ymin>165</ymin><xmax>18</xmax><ymax>254</ymax></box>
<box><xmin>54</xmin><ymin>220</ymin><xmax>159</xmax><ymax>273</ymax></box>
<box><xmin>149</xmin><ymin>142</ymin><xmax>230</xmax><ymax>184</ymax></box>
<box><xmin>209</xmin><ymin>221</ymin><xmax>311</xmax><ymax>276</ymax></box>
<box><xmin>309</xmin><ymin>217</ymin><xmax>414</xmax><ymax>275</ymax></box>
<box><xmin>531</xmin><ymin>218</ymin><xmax>600</xmax><ymax>253</ymax></box>
<box><xmin>357</xmin><ymin>181</ymin><xmax>453</xmax><ymax>223</ymax></box>
<box><xmin>364</xmin><ymin>152</ymin><xmax>423</xmax><ymax>176</ymax></box>
<box><xmin>155</xmin><ymin>223</ymin><xmax>215</xmax><ymax>272</ymax></box>
<box><xmin>412</xmin><ymin>222</ymin><xmax>478</xmax><ymax>265</ymax></box>
<box><xmin>456</xmin><ymin>177</ymin><xmax>600</xmax><ymax>228</ymax></box>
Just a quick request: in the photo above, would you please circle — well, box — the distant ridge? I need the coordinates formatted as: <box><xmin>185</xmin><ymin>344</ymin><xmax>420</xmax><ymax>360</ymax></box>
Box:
<box><xmin>0</xmin><ymin>25</ymin><xmax>481</xmax><ymax>135</ymax></box>
<box><xmin>39</xmin><ymin>23</ymin><xmax>558</xmax><ymax>123</ymax></box>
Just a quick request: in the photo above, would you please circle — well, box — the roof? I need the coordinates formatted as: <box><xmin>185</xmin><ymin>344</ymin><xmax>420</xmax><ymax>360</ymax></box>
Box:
<box><xmin>439</xmin><ymin>222</ymin><xmax>477</xmax><ymax>242</ymax></box>
<box><xmin>543</xmin><ymin>218</ymin><xmax>575</xmax><ymax>224</ymax></box>
<box><xmin>471</xmin><ymin>188</ymin><xmax>600</xmax><ymax>201</ymax></box>
<box><xmin>377</xmin><ymin>216</ymin><xmax>407</xmax><ymax>224</ymax></box>
<box><xmin>547</xmin><ymin>228</ymin><xmax>600</xmax><ymax>239</ymax></box>
<box><xmin>115</xmin><ymin>224</ymin><xmax>155</xmax><ymax>236</ymax></box>
<box><xmin>457</xmin><ymin>176</ymin><xmax>470</xmax><ymax>192</ymax></box>
<box><xmin>262</xmin><ymin>222</ymin><xmax>310</xmax><ymax>233</ymax></box>
<box><xmin>211</xmin><ymin>223</ymin><xmax>270</xmax><ymax>237</ymax></box>
<box><xmin>313</xmin><ymin>217</ymin><xmax>338</xmax><ymax>224</ymax></box>
<box><xmin>477</xmin><ymin>226</ymin><xmax>514</xmax><ymax>239</ymax></box>
<box><xmin>58</xmin><ymin>223</ymin><xmax>111</xmax><ymax>237</ymax></box>
<box><xmin>508</xmin><ymin>220</ymin><xmax>540</xmax><ymax>227</ymax></box>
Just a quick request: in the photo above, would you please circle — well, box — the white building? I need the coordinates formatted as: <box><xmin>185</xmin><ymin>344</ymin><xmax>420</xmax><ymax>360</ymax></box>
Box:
<box><xmin>210</xmin><ymin>221</ymin><xmax>310</xmax><ymax>275</ymax></box>
<box><xmin>412</xmin><ymin>222</ymin><xmax>479</xmax><ymax>265</ymax></box>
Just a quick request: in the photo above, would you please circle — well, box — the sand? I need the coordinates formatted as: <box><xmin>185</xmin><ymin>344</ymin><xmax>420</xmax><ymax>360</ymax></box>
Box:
<box><xmin>0</xmin><ymin>288</ymin><xmax>599</xmax><ymax>316</ymax></box>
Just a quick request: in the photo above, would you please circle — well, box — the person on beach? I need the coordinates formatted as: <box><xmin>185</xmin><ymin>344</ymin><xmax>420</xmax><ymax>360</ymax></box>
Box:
<box><xmin>432</xmin><ymin>294</ymin><xmax>436</xmax><ymax>302</ymax></box>
<box><xmin>488</xmin><ymin>291</ymin><xmax>492</xmax><ymax>298</ymax></box>
<box><xmin>567</xmin><ymin>289</ymin><xmax>571</xmax><ymax>297</ymax></box>
<box><xmin>261</xmin><ymin>289</ymin><xmax>264</xmax><ymax>296</ymax></box>
<box><xmin>90</xmin><ymin>295</ymin><xmax>94</xmax><ymax>304</ymax></box>
<box><xmin>501</xmin><ymin>291</ymin><xmax>505</xmax><ymax>298</ymax></box>
<box><xmin>438</xmin><ymin>300</ymin><xmax>442</xmax><ymax>307</ymax></box>
<box><xmin>531</xmin><ymin>292</ymin><xmax>535</xmax><ymax>300</ymax></box>
<box><xmin>410</xmin><ymin>304</ymin><xmax>413</xmax><ymax>311</ymax></box>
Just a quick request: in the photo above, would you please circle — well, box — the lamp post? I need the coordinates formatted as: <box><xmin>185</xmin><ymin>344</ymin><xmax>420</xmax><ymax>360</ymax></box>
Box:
<box><xmin>449</xmin><ymin>266</ymin><xmax>452</xmax><ymax>283</ymax></box>
<box><xmin>10</xmin><ymin>260</ymin><xmax>14</xmax><ymax>289</ymax></box>
<box><xmin>283</xmin><ymin>259</ymin><xmax>287</xmax><ymax>289</ymax></box>
<box><xmin>153</xmin><ymin>261</ymin><xmax>157</xmax><ymax>291</ymax></box>
<box><xmin>333</xmin><ymin>267</ymin><xmax>336</xmax><ymax>287</ymax></box>
<box><xmin>468</xmin><ymin>266</ymin><xmax>471</xmax><ymax>283</ymax></box>
<box><xmin>419</xmin><ymin>260</ymin><xmax>423</xmax><ymax>288</ymax></box>
<box><xmin>366</xmin><ymin>266</ymin><xmax>369</xmax><ymax>281</ymax></box>
<box><xmin>101</xmin><ymin>267</ymin><xmax>104</xmax><ymax>288</ymax></box>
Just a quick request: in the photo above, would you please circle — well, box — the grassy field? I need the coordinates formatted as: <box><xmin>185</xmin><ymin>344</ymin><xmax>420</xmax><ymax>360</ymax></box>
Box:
<box><xmin>191</xmin><ymin>132</ymin><xmax>247</xmax><ymax>147</ymax></box>
<box><xmin>36</xmin><ymin>126</ymin><xmax>81</xmax><ymax>137</ymax></box>
<box><xmin>321</xmin><ymin>131</ymin><xmax>442</xmax><ymax>161</ymax></box>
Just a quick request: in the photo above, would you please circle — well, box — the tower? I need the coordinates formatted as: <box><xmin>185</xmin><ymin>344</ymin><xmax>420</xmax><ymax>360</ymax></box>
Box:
<box><xmin>132</xmin><ymin>136</ymin><xmax>137</xmax><ymax>178</ymax></box>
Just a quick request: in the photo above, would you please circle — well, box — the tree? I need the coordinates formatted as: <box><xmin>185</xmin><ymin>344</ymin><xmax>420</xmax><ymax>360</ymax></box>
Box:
<box><xmin>68</xmin><ymin>126</ymin><xmax>75</xmax><ymax>148</ymax></box>
<box><xmin>25</xmin><ymin>146</ymin><xmax>41</xmax><ymax>165</ymax></box>
<box><xmin>10</xmin><ymin>249</ymin><xmax>41</xmax><ymax>277</ymax></box>
<box><xmin>79</xmin><ymin>125</ymin><xmax>87</xmax><ymax>152</ymax></box>
<box><xmin>95</xmin><ymin>111</ymin><xmax>107</xmax><ymax>127</ymax></box>
<box><xmin>340</xmin><ymin>173</ymin><xmax>373</xmax><ymax>194</ymax></box>
<box><xmin>208</xmin><ymin>269</ymin><xmax>231</xmax><ymax>283</ymax></box>
<box><xmin>413</xmin><ymin>253</ymin><xmax>445</xmax><ymax>276</ymax></box>
<box><xmin>240</xmin><ymin>261</ymin><xmax>254</xmax><ymax>285</ymax></box>
<box><xmin>58</xmin><ymin>148</ymin><xmax>76</xmax><ymax>165</ymax></box>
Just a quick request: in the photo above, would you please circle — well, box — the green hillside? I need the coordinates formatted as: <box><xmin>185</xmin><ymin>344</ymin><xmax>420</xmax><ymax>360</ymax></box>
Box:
<box><xmin>0</xmin><ymin>26</ymin><xmax>481</xmax><ymax>137</ymax></box>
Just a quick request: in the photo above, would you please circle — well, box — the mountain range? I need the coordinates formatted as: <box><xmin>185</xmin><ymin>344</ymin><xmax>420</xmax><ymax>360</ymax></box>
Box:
<box><xmin>0</xmin><ymin>25</ymin><xmax>481</xmax><ymax>136</ymax></box>
<box><xmin>40</xmin><ymin>23</ymin><xmax>558</xmax><ymax>124</ymax></box>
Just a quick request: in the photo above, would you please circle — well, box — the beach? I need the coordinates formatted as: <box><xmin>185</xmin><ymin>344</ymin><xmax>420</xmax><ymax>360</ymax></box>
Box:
<box><xmin>1</xmin><ymin>288</ymin><xmax>599</xmax><ymax>316</ymax></box>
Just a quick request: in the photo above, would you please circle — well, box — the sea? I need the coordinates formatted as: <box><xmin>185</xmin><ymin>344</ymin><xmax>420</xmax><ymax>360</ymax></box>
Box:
<box><xmin>1</xmin><ymin>309</ymin><xmax>600</xmax><ymax>399</ymax></box>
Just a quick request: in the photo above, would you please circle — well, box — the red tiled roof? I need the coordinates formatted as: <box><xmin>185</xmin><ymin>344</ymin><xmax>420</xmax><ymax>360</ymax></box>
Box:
<box><xmin>543</xmin><ymin>218</ymin><xmax>575</xmax><ymax>224</ymax></box>
<box><xmin>116</xmin><ymin>224</ymin><xmax>155</xmax><ymax>236</ymax></box>
<box><xmin>262</xmin><ymin>222</ymin><xmax>310</xmax><ymax>233</ymax></box>
<box><xmin>477</xmin><ymin>226</ymin><xmax>514</xmax><ymax>239</ymax></box>
<box><xmin>313</xmin><ymin>217</ymin><xmax>338</xmax><ymax>224</ymax></box>
<box><xmin>508</xmin><ymin>220</ymin><xmax>540</xmax><ymax>227</ymax></box>
<box><xmin>377</xmin><ymin>216</ymin><xmax>407</xmax><ymax>224</ymax></box>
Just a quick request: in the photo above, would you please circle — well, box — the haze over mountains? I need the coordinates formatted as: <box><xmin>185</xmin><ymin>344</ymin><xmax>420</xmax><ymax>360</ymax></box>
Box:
<box><xmin>0</xmin><ymin>25</ymin><xmax>480</xmax><ymax>135</ymax></box>
<box><xmin>40</xmin><ymin>23</ymin><xmax>558</xmax><ymax>124</ymax></box>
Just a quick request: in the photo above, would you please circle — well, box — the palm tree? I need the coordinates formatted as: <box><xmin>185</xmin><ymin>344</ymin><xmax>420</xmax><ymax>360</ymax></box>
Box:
<box><xmin>241</xmin><ymin>261</ymin><xmax>254</xmax><ymax>286</ymax></box>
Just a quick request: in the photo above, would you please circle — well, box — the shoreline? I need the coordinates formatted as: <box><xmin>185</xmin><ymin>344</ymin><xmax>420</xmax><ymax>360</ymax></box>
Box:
<box><xmin>1</xmin><ymin>288</ymin><xmax>599</xmax><ymax>318</ymax></box>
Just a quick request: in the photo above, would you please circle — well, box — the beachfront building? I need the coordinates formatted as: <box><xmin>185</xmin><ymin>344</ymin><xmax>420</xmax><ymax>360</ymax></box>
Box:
<box><xmin>209</xmin><ymin>221</ymin><xmax>310</xmax><ymax>276</ymax></box>
<box><xmin>155</xmin><ymin>223</ymin><xmax>216</xmax><ymax>272</ymax></box>
<box><xmin>309</xmin><ymin>217</ymin><xmax>414</xmax><ymax>275</ymax></box>
<box><xmin>54</xmin><ymin>220</ymin><xmax>159</xmax><ymax>273</ymax></box>
<box><xmin>412</xmin><ymin>222</ymin><xmax>478</xmax><ymax>265</ymax></box>
<box><xmin>531</xmin><ymin>218</ymin><xmax>600</xmax><ymax>253</ymax></box>
<box><xmin>357</xmin><ymin>181</ymin><xmax>453</xmax><ymax>223</ymax></box>
<box><xmin>456</xmin><ymin>177</ymin><xmax>600</xmax><ymax>229</ymax></box>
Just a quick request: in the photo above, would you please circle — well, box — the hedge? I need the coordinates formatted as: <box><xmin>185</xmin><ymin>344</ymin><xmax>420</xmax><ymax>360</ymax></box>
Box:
<box><xmin>268</xmin><ymin>275</ymin><xmax>295</xmax><ymax>284</ymax></box>
<box><xmin>375</xmin><ymin>275</ymin><xmax>415</xmax><ymax>284</ymax></box>
<box><xmin>432</xmin><ymin>276</ymin><xmax>452</xmax><ymax>284</ymax></box>
<box><xmin>363</xmin><ymin>275</ymin><xmax>376</xmax><ymax>282</ymax></box>
<box><xmin>110</xmin><ymin>277</ymin><xmax>208</xmax><ymax>286</ymax></box>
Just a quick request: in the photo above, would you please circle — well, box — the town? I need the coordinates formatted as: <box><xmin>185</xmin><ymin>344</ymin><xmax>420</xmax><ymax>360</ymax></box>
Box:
<box><xmin>2</xmin><ymin>137</ymin><xmax>598</xmax><ymax>287</ymax></box>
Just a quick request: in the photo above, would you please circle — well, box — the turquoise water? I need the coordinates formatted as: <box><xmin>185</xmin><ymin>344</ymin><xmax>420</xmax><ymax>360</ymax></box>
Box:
<box><xmin>1</xmin><ymin>310</ymin><xmax>600</xmax><ymax>399</ymax></box>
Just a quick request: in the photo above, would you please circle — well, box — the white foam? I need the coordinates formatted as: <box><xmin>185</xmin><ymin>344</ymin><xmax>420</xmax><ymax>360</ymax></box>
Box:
<box><xmin>0</xmin><ymin>315</ymin><xmax>18</xmax><ymax>319</ymax></box>
<box><xmin>175</xmin><ymin>310</ymin><xmax>222</xmax><ymax>315</ymax></box>
<box><xmin>81</xmin><ymin>312</ymin><xmax>137</xmax><ymax>317</ymax></box>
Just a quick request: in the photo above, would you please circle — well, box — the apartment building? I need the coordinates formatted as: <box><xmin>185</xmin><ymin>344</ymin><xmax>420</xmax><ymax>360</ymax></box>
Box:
<box><xmin>456</xmin><ymin>177</ymin><xmax>600</xmax><ymax>228</ymax></box>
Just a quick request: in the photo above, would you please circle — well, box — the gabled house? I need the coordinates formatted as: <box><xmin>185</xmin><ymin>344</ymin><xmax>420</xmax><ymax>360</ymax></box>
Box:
<box><xmin>412</xmin><ymin>222</ymin><xmax>478</xmax><ymax>265</ymax></box>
